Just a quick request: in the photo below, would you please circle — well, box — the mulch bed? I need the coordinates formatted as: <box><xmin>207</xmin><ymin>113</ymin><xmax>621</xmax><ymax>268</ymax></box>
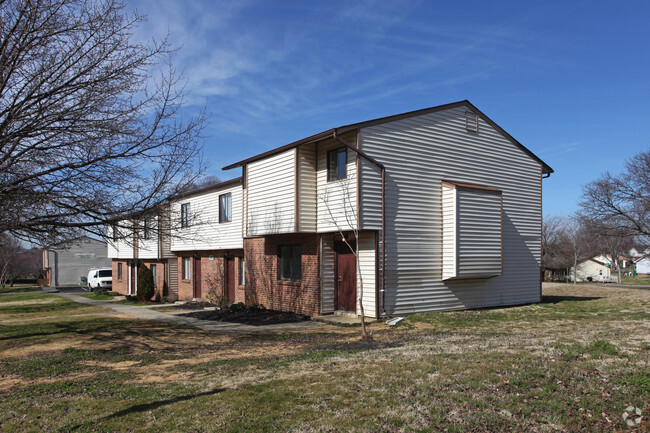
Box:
<box><xmin>179</xmin><ymin>308</ymin><xmax>311</xmax><ymax>326</ymax></box>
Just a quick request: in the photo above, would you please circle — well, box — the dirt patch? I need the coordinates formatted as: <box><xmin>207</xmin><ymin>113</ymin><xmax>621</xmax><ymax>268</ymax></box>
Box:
<box><xmin>180</xmin><ymin>308</ymin><xmax>311</xmax><ymax>326</ymax></box>
<box><xmin>0</xmin><ymin>298</ymin><xmax>62</xmax><ymax>307</ymax></box>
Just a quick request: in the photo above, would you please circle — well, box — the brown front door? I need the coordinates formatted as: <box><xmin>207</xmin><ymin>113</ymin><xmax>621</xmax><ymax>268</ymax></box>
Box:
<box><xmin>225</xmin><ymin>257</ymin><xmax>236</xmax><ymax>301</ymax></box>
<box><xmin>193</xmin><ymin>256</ymin><xmax>202</xmax><ymax>298</ymax></box>
<box><xmin>335</xmin><ymin>242</ymin><xmax>357</xmax><ymax>312</ymax></box>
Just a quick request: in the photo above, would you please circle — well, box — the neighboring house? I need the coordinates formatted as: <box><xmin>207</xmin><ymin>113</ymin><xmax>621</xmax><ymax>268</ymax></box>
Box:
<box><xmin>42</xmin><ymin>237</ymin><xmax>111</xmax><ymax>286</ymax></box>
<box><xmin>107</xmin><ymin>100</ymin><xmax>553</xmax><ymax>317</ymax></box>
<box><xmin>108</xmin><ymin>178</ymin><xmax>244</xmax><ymax>301</ymax></box>
<box><xmin>636</xmin><ymin>256</ymin><xmax>650</xmax><ymax>274</ymax></box>
<box><xmin>219</xmin><ymin>99</ymin><xmax>552</xmax><ymax>317</ymax></box>
<box><xmin>629</xmin><ymin>246</ymin><xmax>650</xmax><ymax>259</ymax></box>
<box><xmin>170</xmin><ymin>178</ymin><xmax>244</xmax><ymax>302</ymax></box>
<box><xmin>108</xmin><ymin>208</ymin><xmax>174</xmax><ymax>298</ymax></box>
<box><xmin>570</xmin><ymin>257</ymin><xmax>612</xmax><ymax>282</ymax></box>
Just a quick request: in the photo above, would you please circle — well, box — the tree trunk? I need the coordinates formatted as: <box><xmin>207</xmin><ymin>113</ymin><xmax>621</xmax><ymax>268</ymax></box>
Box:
<box><xmin>573</xmin><ymin>253</ymin><xmax>577</xmax><ymax>284</ymax></box>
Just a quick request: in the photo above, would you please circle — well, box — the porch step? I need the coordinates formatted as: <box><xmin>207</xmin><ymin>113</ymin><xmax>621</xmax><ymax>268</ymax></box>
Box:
<box><xmin>332</xmin><ymin>310</ymin><xmax>358</xmax><ymax>318</ymax></box>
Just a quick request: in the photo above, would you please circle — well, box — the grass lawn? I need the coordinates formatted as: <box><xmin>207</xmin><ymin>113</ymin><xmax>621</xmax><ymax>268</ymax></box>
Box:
<box><xmin>76</xmin><ymin>292</ymin><xmax>114</xmax><ymax>301</ymax></box>
<box><xmin>623</xmin><ymin>273</ymin><xmax>650</xmax><ymax>285</ymax></box>
<box><xmin>0</xmin><ymin>284</ymin><xmax>648</xmax><ymax>432</ymax></box>
<box><xmin>0</xmin><ymin>283</ymin><xmax>42</xmax><ymax>294</ymax></box>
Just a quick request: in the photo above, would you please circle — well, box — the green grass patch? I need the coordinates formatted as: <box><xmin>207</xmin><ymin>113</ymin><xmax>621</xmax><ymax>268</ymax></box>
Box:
<box><xmin>0</xmin><ymin>284</ymin><xmax>42</xmax><ymax>294</ymax></box>
<box><xmin>77</xmin><ymin>292</ymin><xmax>114</xmax><ymax>301</ymax></box>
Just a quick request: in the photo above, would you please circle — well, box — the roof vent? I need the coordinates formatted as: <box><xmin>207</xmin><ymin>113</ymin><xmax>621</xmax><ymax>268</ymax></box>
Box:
<box><xmin>465</xmin><ymin>111</ymin><xmax>478</xmax><ymax>132</ymax></box>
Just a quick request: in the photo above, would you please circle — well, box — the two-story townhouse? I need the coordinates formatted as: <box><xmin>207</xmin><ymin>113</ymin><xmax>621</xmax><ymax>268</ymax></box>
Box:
<box><xmin>170</xmin><ymin>178</ymin><xmax>245</xmax><ymax>302</ymax></box>
<box><xmin>223</xmin><ymin>100</ymin><xmax>553</xmax><ymax>318</ymax></box>
<box><xmin>108</xmin><ymin>209</ymin><xmax>173</xmax><ymax>298</ymax></box>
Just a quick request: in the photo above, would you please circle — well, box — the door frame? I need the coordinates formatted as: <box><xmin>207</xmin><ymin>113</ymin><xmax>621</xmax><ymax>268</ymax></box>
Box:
<box><xmin>334</xmin><ymin>241</ymin><xmax>357</xmax><ymax>313</ymax></box>
<box><xmin>225</xmin><ymin>256</ymin><xmax>236</xmax><ymax>301</ymax></box>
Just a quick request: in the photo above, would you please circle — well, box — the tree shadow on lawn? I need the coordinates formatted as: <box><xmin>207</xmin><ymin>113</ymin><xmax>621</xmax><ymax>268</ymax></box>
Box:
<box><xmin>68</xmin><ymin>388</ymin><xmax>227</xmax><ymax>431</ymax></box>
<box><xmin>541</xmin><ymin>295</ymin><xmax>602</xmax><ymax>304</ymax></box>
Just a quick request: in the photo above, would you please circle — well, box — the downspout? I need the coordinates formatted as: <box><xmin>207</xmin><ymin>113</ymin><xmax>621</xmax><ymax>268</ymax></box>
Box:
<box><xmin>332</xmin><ymin>129</ymin><xmax>387</xmax><ymax>316</ymax></box>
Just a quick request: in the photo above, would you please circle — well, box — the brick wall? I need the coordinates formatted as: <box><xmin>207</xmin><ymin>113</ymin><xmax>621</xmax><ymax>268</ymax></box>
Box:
<box><xmin>111</xmin><ymin>260</ymin><xmax>128</xmax><ymax>295</ymax></box>
<box><xmin>174</xmin><ymin>250</ymin><xmax>245</xmax><ymax>302</ymax></box>
<box><xmin>244</xmin><ymin>233</ymin><xmax>320</xmax><ymax>316</ymax></box>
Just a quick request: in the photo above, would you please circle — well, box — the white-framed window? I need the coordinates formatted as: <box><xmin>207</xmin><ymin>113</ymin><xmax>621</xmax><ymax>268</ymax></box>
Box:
<box><xmin>239</xmin><ymin>257</ymin><xmax>245</xmax><ymax>286</ymax></box>
<box><xmin>219</xmin><ymin>193</ymin><xmax>232</xmax><ymax>223</ymax></box>
<box><xmin>278</xmin><ymin>245</ymin><xmax>301</xmax><ymax>281</ymax></box>
<box><xmin>143</xmin><ymin>217</ymin><xmax>152</xmax><ymax>239</ymax></box>
<box><xmin>182</xmin><ymin>257</ymin><xmax>191</xmax><ymax>280</ymax></box>
<box><xmin>151</xmin><ymin>264</ymin><xmax>156</xmax><ymax>285</ymax></box>
<box><xmin>181</xmin><ymin>203</ymin><xmax>190</xmax><ymax>228</ymax></box>
<box><xmin>327</xmin><ymin>148</ymin><xmax>347</xmax><ymax>181</ymax></box>
<box><xmin>117</xmin><ymin>263</ymin><xmax>123</xmax><ymax>280</ymax></box>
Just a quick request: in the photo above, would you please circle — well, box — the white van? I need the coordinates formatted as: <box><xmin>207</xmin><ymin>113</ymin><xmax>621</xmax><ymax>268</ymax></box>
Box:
<box><xmin>87</xmin><ymin>268</ymin><xmax>112</xmax><ymax>290</ymax></box>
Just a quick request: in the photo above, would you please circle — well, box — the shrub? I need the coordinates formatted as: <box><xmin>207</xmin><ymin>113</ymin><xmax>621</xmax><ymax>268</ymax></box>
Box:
<box><xmin>136</xmin><ymin>265</ymin><xmax>155</xmax><ymax>301</ymax></box>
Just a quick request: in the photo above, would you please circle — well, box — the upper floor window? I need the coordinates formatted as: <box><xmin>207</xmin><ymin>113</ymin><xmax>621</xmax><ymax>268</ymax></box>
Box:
<box><xmin>219</xmin><ymin>193</ymin><xmax>232</xmax><ymax>223</ymax></box>
<box><xmin>278</xmin><ymin>245</ymin><xmax>301</xmax><ymax>281</ymax></box>
<box><xmin>181</xmin><ymin>203</ymin><xmax>190</xmax><ymax>228</ymax></box>
<box><xmin>327</xmin><ymin>148</ymin><xmax>347</xmax><ymax>181</ymax></box>
<box><xmin>111</xmin><ymin>223</ymin><xmax>118</xmax><ymax>241</ymax></box>
<box><xmin>143</xmin><ymin>217</ymin><xmax>152</xmax><ymax>239</ymax></box>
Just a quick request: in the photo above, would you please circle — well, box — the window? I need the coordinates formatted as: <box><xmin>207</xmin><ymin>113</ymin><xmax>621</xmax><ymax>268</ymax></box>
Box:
<box><xmin>327</xmin><ymin>148</ymin><xmax>347</xmax><ymax>181</ymax></box>
<box><xmin>278</xmin><ymin>245</ymin><xmax>301</xmax><ymax>281</ymax></box>
<box><xmin>181</xmin><ymin>203</ymin><xmax>190</xmax><ymax>227</ymax></box>
<box><xmin>117</xmin><ymin>263</ymin><xmax>123</xmax><ymax>280</ymax></box>
<box><xmin>111</xmin><ymin>224</ymin><xmax>118</xmax><ymax>241</ymax></box>
<box><xmin>150</xmin><ymin>264</ymin><xmax>156</xmax><ymax>285</ymax></box>
<box><xmin>143</xmin><ymin>217</ymin><xmax>152</xmax><ymax>239</ymax></box>
<box><xmin>239</xmin><ymin>257</ymin><xmax>245</xmax><ymax>286</ymax></box>
<box><xmin>182</xmin><ymin>257</ymin><xmax>191</xmax><ymax>280</ymax></box>
<box><xmin>219</xmin><ymin>193</ymin><xmax>232</xmax><ymax>223</ymax></box>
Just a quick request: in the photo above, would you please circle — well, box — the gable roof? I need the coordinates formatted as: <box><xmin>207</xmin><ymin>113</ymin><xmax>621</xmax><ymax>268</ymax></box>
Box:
<box><xmin>222</xmin><ymin>100</ymin><xmax>553</xmax><ymax>175</ymax></box>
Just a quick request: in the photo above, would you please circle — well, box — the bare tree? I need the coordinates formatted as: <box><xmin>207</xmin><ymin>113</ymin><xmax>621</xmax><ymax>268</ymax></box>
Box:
<box><xmin>318</xmin><ymin>175</ymin><xmax>371</xmax><ymax>339</ymax></box>
<box><xmin>581</xmin><ymin>150</ymin><xmax>650</xmax><ymax>237</ymax></box>
<box><xmin>562</xmin><ymin>217</ymin><xmax>594</xmax><ymax>284</ymax></box>
<box><xmin>584</xmin><ymin>220</ymin><xmax>634</xmax><ymax>283</ymax></box>
<box><xmin>0</xmin><ymin>234</ymin><xmax>22</xmax><ymax>287</ymax></box>
<box><xmin>0</xmin><ymin>0</ymin><xmax>206</xmax><ymax>246</ymax></box>
<box><xmin>542</xmin><ymin>215</ymin><xmax>566</xmax><ymax>279</ymax></box>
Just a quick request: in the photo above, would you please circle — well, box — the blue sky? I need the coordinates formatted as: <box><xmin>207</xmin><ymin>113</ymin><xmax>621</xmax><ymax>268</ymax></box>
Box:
<box><xmin>130</xmin><ymin>0</ymin><xmax>649</xmax><ymax>217</ymax></box>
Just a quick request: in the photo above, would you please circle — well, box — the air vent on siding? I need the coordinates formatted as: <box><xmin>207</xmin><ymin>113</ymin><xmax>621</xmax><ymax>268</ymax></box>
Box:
<box><xmin>465</xmin><ymin>111</ymin><xmax>478</xmax><ymax>132</ymax></box>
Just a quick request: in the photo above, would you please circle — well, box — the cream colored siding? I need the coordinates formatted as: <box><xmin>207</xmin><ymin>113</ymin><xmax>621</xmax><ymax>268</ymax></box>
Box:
<box><xmin>297</xmin><ymin>144</ymin><xmax>317</xmax><ymax>232</ymax></box>
<box><xmin>359</xmin><ymin>105</ymin><xmax>542</xmax><ymax>315</ymax></box>
<box><xmin>455</xmin><ymin>188</ymin><xmax>502</xmax><ymax>278</ymax></box>
<box><xmin>138</xmin><ymin>216</ymin><xmax>159</xmax><ymax>259</ymax></box>
<box><xmin>247</xmin><ymin>150</ymin><xmax>295</xmax><ymax>235</ymax></box>
<box><xmin>107</xmin><ymin>220</ymin><xmax>134</xmax><ymax>259</ymax></box>
<box><xmin>316</xmin><ymin>138</ymin><xmax>357</xmax><ymax>233</ymax></box>
<box><xmin>441</xmin><ymin>185</ymin><xmax>456</xmax><ymax>280</ymax></box>
<box><xmin>321</xmin><ymin>235</ymin><xmax>335</xmax><ymax>313</ymax></box>
<box><xmin>358</xmin><ymin>231</ymin><xmax>377</xmax><ymax>317</ymax></box>
<box><xmin>171</xmin><ymin>183</ymin><xmax>243</xmax><ymax>251</ymax></box>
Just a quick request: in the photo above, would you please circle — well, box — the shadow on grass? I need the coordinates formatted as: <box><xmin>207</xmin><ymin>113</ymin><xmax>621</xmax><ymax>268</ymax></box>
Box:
<box><xmin>68</xmin><ymin>388</ymin><xmax>227</xmax><ymax>431</ymax></box>
<box><xmin>541</xmin><ymin>295</ymin><xmax>602</xmax><ymax>304</ymax></box>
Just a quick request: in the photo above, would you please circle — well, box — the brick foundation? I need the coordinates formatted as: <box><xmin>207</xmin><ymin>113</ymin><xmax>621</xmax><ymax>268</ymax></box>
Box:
<box><xmin>244</xmin><ymin>233</ymin><xmax>320</xmax><ymax>316</ymax></box>
<box><xmin>175</xmin><ymin>250</ymin><xmax>245</xmax><ymax>302</ymax></box>
<box><xmin>111</xmin><ymin>260</ymin><xmax>129</xmax><ymax>295</ymax></box>
<box><xmin>111</xmin><ymin>259</ymin><xmax>169</xmax><ymax>300</ymax></box>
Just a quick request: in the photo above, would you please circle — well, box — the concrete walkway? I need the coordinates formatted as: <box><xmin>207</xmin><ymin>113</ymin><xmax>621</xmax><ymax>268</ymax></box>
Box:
<box><xmin>51</xmin><ymin>292</ymin><xmax>327</xmax><ymax>335</ymax></box>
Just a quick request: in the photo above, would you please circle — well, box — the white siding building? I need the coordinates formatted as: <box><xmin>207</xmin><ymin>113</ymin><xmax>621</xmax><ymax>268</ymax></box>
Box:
<box><xmin>223</xmin><ymin>100</ymin><xmax>553</xmax><ymax>318</ymax></box>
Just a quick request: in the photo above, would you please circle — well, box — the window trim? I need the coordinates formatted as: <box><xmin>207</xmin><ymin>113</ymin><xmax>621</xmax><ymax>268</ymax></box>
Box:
<box><xmin>180</xmin><ymin>203</ymin><xmax>190</xmax><ymax>228</ymax></box>
<box><xmin>278</xmin><ymin>245</ymin><xmax>302</xmax><ymax>282</ymax></box>
<box><xmin>219</xmin><ymin>192</ymin><xmax>232</xmax><ymax>223</ymax></box>
<box><xmin>143</xmin><ymin>217</ymin><xmax>152</xmax><ymax>240</ymax></box>
<box><xmin>117</xmin><ymin>263</ymin><xmax>123</xmax><ymax>281</ymax></box>
<box><xmin>239</xmin><ymin>257</ymin><xmax>245</xmax><ymax>286</ymax></box>
<box><xmin>327</xmin><ymin>147</ymin><xmax>347</xmax><ymax>181</ymax></box>
<box><xmin>182</xmin><ymin>257</ymin><xmax>191</xmax><ymax>280</ymax></box>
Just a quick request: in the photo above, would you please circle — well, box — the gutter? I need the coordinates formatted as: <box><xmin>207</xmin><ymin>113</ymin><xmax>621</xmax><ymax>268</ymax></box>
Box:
<box><xmin>332</xmin><ymin>129</ymin><xmax>387</xmax><ymax>316</ymax></box>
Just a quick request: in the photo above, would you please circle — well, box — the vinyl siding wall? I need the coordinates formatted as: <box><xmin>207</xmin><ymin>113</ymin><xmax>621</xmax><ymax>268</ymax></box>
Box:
<box><xmin>316</xmin><ymin>137</ymin><xmax>358</xmax><ymax>233</ymax></box>
<box><xmin>297</xmin><ymin>144</ymin><xmax>317</xmax><ymax>232</ymax></box>
<box><xmin>359</xmin><ymin>105</ymin><xmax>542</xmax><ymax>315</ymax></box>
<box><xmin>107</xmin><ymin>221</ymin><xmax>134</xmax><ymax>259</ymax></box>
<box><xmin>171</xmin><ymin>183</ymin><xmax>244</xmax><ymax>251</ymax></box>
<box><xmin>246</xmin><ymin>150</ymin><xmax>296</xmax><ymax>235</ymax></box>
<box><xmin>137</xmin><ymin>216</ymin><xmax>159</xmax><ymax>260</ymax></box>
<box><xmin>320</xmin><ymin>236</ymin><xmax>335</xmax><ymax>313</ymax></box>
<box><xmin>358</xmin><ymin>231</ymin><xmax>377</xmax><ymax>317</ymax></box>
